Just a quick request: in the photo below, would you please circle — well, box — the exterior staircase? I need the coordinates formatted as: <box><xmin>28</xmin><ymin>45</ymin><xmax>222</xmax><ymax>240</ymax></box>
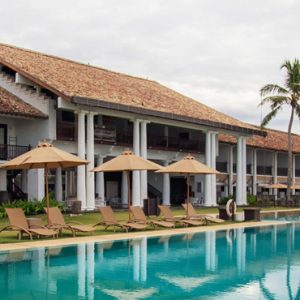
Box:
<box><xmin>0</xmin><ymin>71</ymin><xmax>50</xmax><ymax>115</ymax></box>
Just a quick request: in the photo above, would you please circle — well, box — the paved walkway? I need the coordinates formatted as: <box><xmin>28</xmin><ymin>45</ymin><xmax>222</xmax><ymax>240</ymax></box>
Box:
<box><xmin>0</xmin><ymin>220</ymin><xmax>289</xmax><ymax>251</ymax></box>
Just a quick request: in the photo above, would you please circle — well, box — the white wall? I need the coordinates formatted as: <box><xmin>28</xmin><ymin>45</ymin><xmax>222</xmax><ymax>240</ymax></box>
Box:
<box><xmin>15</xmin><ymin>101</ymin><xmax>56</xmax><ymax>147</ymax></box>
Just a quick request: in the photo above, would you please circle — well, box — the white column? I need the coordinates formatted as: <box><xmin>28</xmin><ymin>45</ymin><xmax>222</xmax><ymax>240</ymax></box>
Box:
<box><xmin>252</xmin><ymin>149</ymin><xmax>257</xmax><ymax>196</ymax></box>
<box><xmin>21</xmin><ymin>170</ymin><xmax>27</xmax><ymax>193</ymax></box>
<box><xmin>64</xmin><ymin>170</ymin><xmax>69</xmax><ymax>200</ymax></box>
<box><xmin>204</xmin><ymin>132</ymin><xmax>211</xmax><ymax>206</ymax></box>
<box><xmin>77</xmin><ymin>111</ymin><xmax>86</xmax><ymax>210</ymax></box>
<box><xmin>236</xmin><ymin>137</ymin><xmax>244</xmax><ymax>205</ymax></box>
<box><xmin>229</xmin><ymin>146</ymin><xmax>233</xmax><ymax>195</ymax></box>
<box><xmin>132</xmin><ymin>119</ymin><xmax>141</xmax><ymax>206</ymax></box>
<box><xmin>121</xmin><ymin>171</ymin><xmax>128</xmax><ymax>206</ymax></box>
<box><xmin>140</xmin><ymin>121</ymin><xmax>148</xmax><ymax>204</ymax></box>
<box><xmin>27</xmin><ymin>169</ymin><xmax>44</xmax><ymax>201</ymax></box>
<box><xmin>55</xmin><ymin>168</ymin><xmax>63</xmax><ymax>202</ymax></box>
<box><xmin>0</xmin><ymin>169</ymin><xmax>7</xmax><ymax>191</ymax></box>
<box><xmin>96</xmin><ymin>156</ymin><xmax>105</xmax><ymax>204</ymax></box>
<box><xmin>242</xmin><ymin>137</ymin><xmax>247</xmax><ymax>204</ymax></box>
<box><xmin>86</xmin><ymin>112</ymin><xmax>95</xmax><ymax>210</ymax></box>
<box><xmin>292</xmin><ymin>155</ymin><xmax>296</xmax><ymax>195</ymax></box>
<box><xmin>273</xmin><ymin>152</ymin><xmax>278</xmax><ymax>199</ymax></box>
<box><xmin>210</xmin><ymin>133</ymin><xmax>217</xmax><ymax>206</ymax></box>
<box><xmin>163</xmin><ymin>161</ymin><xmax>170</xmax><ymax>206</ymax></box>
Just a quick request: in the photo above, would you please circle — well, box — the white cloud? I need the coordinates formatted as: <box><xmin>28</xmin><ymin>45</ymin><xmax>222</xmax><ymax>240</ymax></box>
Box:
<box><xmin>1</xmin><ymin>0</ymin><xmax>300</xmax><ymax>133</ymax></box>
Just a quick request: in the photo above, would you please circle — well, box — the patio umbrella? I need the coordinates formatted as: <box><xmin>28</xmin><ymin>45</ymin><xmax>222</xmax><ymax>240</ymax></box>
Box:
<box><xmin>91</xmin><ymin>150</ymin><xmax>162</xmax><ymax>219</ymax></box>
<box><xmin>0</xmin><ymin>142</ymin><xmax>88</xmax><ymax>225</ymax></box>
<box><xmin>156</xmin><ymin>154</ymin><xmax>219</xmax><ymax>217</ymax></box>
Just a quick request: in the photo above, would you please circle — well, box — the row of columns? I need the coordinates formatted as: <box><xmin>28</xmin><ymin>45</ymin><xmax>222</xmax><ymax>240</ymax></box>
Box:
<box><xmin>75</xmin><ymin>113</ymin><xmax>149</xmax><ymax>209</ymax></box>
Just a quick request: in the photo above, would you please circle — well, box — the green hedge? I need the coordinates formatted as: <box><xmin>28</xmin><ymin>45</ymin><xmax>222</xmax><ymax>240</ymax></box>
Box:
<box><xmin>0</xmin><ymin>198</ymin><xmax>66</xmax><ymax>218</ymax></box>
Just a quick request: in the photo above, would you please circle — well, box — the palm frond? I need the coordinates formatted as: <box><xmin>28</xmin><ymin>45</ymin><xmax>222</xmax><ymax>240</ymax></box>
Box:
<box><xmin>281</xmin><ymin>59</ymin><xmax>300</xmax><ymax>93</ymax></box>
<box><xmin>296</xmin><ymin>104</ymin><xmax>300</xmax><ymax>118</ymax></box>
<box><xmin>260</xmin><ymin>84</ymin><xmax>289</xmax><ymax>97</ymax></box>
<box><xmin>259</xmin><ymin>95</ymin><xmax>289</xmax><ymax>107</ymax></box>
<box><xmin>260</xmin><ymin>106</ymin><xmax>281</xmax><ymax>127</ymax></box>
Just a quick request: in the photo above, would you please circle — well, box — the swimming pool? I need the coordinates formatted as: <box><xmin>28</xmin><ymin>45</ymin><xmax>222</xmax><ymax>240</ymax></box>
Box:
<box><xmin>1</xmin><ymin>224</ymin><xmax>300</xmax><ymax>299</ymax></box>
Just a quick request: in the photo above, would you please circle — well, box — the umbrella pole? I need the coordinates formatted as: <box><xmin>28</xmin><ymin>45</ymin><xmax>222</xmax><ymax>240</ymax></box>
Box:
<box><xmin>186</xmin><ymin>173</ymin><xmax>190</xmax><ymax>218</ymax></box>
<box><xmin>127</xmin><ymin>171</ymin><xmax>131</xmax><ymax>220</ymax></box>
<box><xmin>45</xmin><ymin>166</ymin><xmax>50</xmax><ymax>225</ymax></box>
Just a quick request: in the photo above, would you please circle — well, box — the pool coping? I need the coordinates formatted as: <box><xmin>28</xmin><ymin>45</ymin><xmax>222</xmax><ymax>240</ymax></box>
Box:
<box><xmin>0</xmin><ymin>220</ymin><xmax>292</xmax><ymax>251</ymax></box>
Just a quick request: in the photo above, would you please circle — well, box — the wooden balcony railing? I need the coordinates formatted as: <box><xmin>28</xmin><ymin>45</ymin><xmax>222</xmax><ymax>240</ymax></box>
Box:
<box><xmin>0</xmin><ymin>144</ymin><xmax>31</xmax><ymax>161</ymax></box>
<box><xmin>257</xmin><ymin>166</ymin><xmax>272</xmax><ymax>175</ymax></box>
<box><xmin>277</xmin><ymin>167</ymin><xmax>288</xmax><ymax>176</ymax></box>
<box><xmin>56</xmin><ymin>121</ymin><xmax>204</xmax><ymax>153</ymax></box>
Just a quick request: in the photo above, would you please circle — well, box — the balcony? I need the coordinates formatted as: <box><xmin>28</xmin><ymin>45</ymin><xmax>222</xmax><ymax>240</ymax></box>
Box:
<box><xmin>56</xmin><ymin>121</ymin><xmax>205</xmax><ymax>153</ymax></box>
<box><xmin>216</xmin><ymin>162</ymin><xmax>227</xmax><ymax>173</ymax></box>
<box><xmin>277</xmin><ymin>167</ymin><xmax>287</xmax><ymax>176</ymax></box>
<box><xmin>0</xmin><ymin>144</ymin><xmax>31</xmax><ymax>161</ymax></box>
<box><xmin>257</xmin><ymin>166</ymin><xmax>272</xmax><ymax>176</ymax></box>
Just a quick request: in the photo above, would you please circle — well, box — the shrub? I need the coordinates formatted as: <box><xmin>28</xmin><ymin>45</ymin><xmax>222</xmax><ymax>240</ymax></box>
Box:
<box><xmin>219</xmin><ymin>194</ymin><xmax>234</xmax><ymax>205</ymax></box>
<box><xmin>247</xmin><ymin>194</ymin><xmax>257</xmax><ymax>206</ymax></box>
<box><xmin>0</xmin><ymin>198</ymin><xmax>65</xmax><ymax>218</ymax></box>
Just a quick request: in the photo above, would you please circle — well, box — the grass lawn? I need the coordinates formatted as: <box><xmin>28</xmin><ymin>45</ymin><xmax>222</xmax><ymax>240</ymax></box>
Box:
<box><xmin>0</xmin><ymin>206</ymin><xmax>296</xmax><ymax>244</ymax></box>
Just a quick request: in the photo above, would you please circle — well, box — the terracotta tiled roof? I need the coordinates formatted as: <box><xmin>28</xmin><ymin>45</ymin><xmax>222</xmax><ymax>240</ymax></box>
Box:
<box><xmin>0</xmin><ymin>87</ymin><xmax>46</xmax><ymax>118</ymax></box>
<box><xmin>0</xmin><ymin>43</ymin><xmax>263</xmax><ymax>135</ymax></box>
<box><xmin>219</xmin><ymin>127</ymin><xmax>300</xmax><ymax>153</ymax></box>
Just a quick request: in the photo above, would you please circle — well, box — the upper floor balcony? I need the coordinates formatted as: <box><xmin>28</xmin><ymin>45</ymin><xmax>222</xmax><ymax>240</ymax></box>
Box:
<box><xmin>0</xmin><ymin>144</ymin><xmax>31</xmax><ymax>161</ymax></box>
<box><xmin>56</xmin><ymin>121</ymin><xmax>205</xmax><ymax>153</ymax></box>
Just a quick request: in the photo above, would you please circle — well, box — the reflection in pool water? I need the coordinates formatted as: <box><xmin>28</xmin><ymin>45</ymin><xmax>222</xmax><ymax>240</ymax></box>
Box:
<box><xmin>0</xmin><ymin>224</ymin><xmax>300</xmax><ymax>299</ymax></box>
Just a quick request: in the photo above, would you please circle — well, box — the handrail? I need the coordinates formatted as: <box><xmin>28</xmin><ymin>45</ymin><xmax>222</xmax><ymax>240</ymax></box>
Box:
<box><xmin>0</xmin><ymin>144</ymin><xmax>31</xmax><ymax>160</ymax></box>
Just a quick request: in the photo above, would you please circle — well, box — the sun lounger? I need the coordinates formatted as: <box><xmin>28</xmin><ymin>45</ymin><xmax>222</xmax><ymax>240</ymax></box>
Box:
<box><xmin>130</xmin><ymin>206</ymin><xmax>175</xmax><ymax>229</ymax></box>
<box><xmin>158</xmin><ymin>205</ymin><xmax>204</xmax><ymax>226</ymax></box>
<box><xmin>182</xmin><ymin>203</ymin><xmax>224</xmax><ymax>223</ymax></box>
<box><xmin>45</xmin><ymin>207</ymin><xmax>95</xmax><ymax>237</ymax></box>
<box><xmin>0</xmin><ymin>208</ymin><xmax>57</xmax><ymax>240</ymax></box>
<box><xmin>95</xmin><ymin>206</ymin><xmax>147</xmax><ymax>232</ymax></box>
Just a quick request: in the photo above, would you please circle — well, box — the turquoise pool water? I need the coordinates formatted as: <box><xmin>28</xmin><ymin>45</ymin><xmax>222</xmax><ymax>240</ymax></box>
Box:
<box><xmin>1</xmin><ymin>224</ymin><xmax>300</xmax><ymax>299</ymax></box>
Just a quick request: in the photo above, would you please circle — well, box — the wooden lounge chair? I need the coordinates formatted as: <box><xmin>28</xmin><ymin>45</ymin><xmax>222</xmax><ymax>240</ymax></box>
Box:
<box><xmin>182</xmin><ymin>203</ymin><xmax>224</xmax><ymax>224</ymax></box>
<box><xmin>158</xmin><ymin>205</ymin><xmax>204</xmax><ymax>226</ymax></box>
<box><xmin>45</xmin><ymin>207</ymin><xmax>95</xmax><ymax>237</ymax></box>
<box><xmin>95</xmin><ymin>206</ymin><xmax>147</xmax><ymax>232</ymax></box>
<box><xmin>0</xmin><ymin>208</ymin><xmax>57</xmax><ymax>240</ymax></box>
<box><xmin>130</xmin><ymin>206</ymin><xmax>175</xmax><ymax>229</ymax></box>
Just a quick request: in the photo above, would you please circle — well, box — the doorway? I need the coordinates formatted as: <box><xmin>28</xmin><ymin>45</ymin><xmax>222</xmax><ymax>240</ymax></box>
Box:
<box><xmin>170</xmin><ymin>177</ymin><xmax>186</xmax><ymax>206</ymax></box>
<box><xmin>0</xmin><ymin>124</ymin><xmax>7</xmax><ymax>160</ymax></box>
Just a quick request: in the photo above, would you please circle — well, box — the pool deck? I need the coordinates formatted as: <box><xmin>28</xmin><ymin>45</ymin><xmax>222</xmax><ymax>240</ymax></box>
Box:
<box><xmin>0</xmin><ymin>219</ymin><xmax>291</xmax><ymax>251</ymax></box>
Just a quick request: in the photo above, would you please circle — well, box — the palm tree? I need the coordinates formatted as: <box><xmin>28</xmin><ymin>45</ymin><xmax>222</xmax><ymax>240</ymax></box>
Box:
<box><xmin>259</xmin><ymin>59</ymin><xmax>300</xmax><ymax>202</ymax></box>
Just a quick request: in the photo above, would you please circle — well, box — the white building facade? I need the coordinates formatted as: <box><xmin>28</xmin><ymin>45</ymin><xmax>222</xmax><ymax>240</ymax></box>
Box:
<box><xmin>0</xmin><ymin>44</ymin><xmax>298</xmax><ymax>210</ymax></box>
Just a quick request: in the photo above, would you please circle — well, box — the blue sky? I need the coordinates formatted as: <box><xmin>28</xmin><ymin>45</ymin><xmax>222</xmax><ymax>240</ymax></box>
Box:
<box><xmin>1</xmin><ymin>0</ymin><xmax>300</xmax><ymax>132</ymax></box>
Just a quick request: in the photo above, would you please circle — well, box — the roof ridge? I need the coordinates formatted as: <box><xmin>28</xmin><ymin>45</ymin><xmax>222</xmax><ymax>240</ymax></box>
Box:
<box><xmin>249</xmin><ymin>123</ymin><xmax>300</xmax><ymax>137</ymax></box>
<box><xmin>0</xmin><ymin>42</ymin><xmax>157</xmax><ymax>84</ymax></box>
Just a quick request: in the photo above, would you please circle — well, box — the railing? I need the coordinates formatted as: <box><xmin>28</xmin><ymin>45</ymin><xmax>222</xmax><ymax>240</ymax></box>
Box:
<box><xmin>56</xmin><ymin>121</ymin><xmax>205</xmax><ymax>153</ymax></box>
<box><xmin>277</xmin><ymin>167</ymin><xmax>288</xmax><ymax>176</ymax></box>
<box><xmin>0</xmin><ymin>144</ymin><xmax>31</xmax><ymax>160</ymax></box>
<box><xmin>57</xmin><ymin>122</ymin><xmax>75</xmax><ymax>141</ymax></box>
<box><xmin>216</xmin><ymin>162</ymin><xmax>227</xmax><ymax>173</ymax></box>
<box><xmin>257</xmin><ymin>166</ymin><xmax>272</xmax><ymax>175</ymax></box>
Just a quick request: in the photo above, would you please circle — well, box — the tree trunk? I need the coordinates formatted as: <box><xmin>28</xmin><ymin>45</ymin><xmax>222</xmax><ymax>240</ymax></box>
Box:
<box><xmin>287</xmin><ymin>106</ymin><xmax>295</xmax><ymax>202</ymax></box>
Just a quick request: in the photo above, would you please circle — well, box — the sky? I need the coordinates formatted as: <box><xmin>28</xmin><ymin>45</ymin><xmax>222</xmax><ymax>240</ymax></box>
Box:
<box><xmin>1</xmin><ymin>0</ymin><xmax>300</xmax><ymax>132</ymax></box>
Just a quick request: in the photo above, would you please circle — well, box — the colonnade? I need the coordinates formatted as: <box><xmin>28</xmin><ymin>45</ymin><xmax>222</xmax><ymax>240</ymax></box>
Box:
<box><xmin>52</xmin><ymin>111</ymin><xmax>249</xmax><ymax>208</ymax></box>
